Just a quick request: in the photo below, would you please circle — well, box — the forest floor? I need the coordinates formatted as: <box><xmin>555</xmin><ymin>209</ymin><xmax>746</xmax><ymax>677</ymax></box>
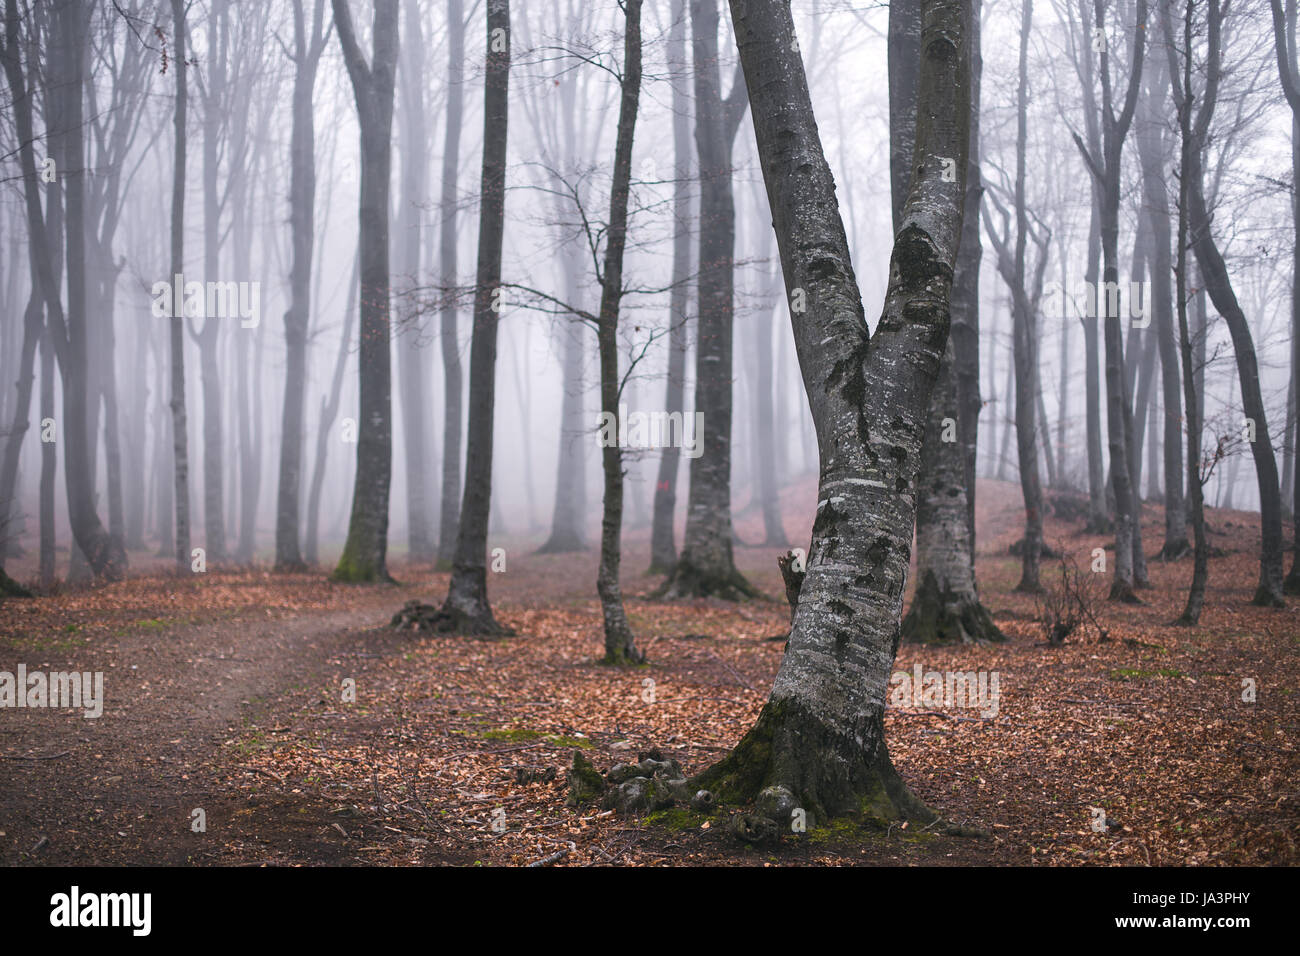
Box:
<box><xmin>0</xmin><ymin>478</ymin><xmax>1297</xmax><ymax>867</ymax></box>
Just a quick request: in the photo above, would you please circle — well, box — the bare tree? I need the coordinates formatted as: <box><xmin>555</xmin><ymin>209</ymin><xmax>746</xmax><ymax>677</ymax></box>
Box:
<box><xmin>656</xmin><ymin>0</ymin><xmax>755</xmax><ymax>599</ymax></box>
<box><xmin>438</xmin><ymin>0</ymin><xmax>512</xmax><ymax>633</ymax></box>
<box><xmin>594</xmin><ymin>0</ymin><xmax>644</xmax><ymax>664</ymax></box>
<box><xmin>900</xmin><ymin>0</ymin><xmax>1002</xmax><ymax>641</ymax></box>
<box><xmin>649</xmin><ymin>0</ymin><xmax>694</xmax><ymax>572</ymax></box>
<box><xmin>695</xmin><ymin>0</ymin><xmax>970</xmax><ymax>824</ymax></box>
<box><xmin>275</xmin><ymin>0</ymin><xmax>330</xmax><ymax>571</ymax></box>
<box><xmin>437</xmin><ymin>0</ymin><xmax>467</xmax><ymax>567</ymax></box>
<box><xmin>1270</xmin><ymin>0</ymin><xmax>1300</xmax><ymax>593</ymax></box>
<box><xmin>1168</xmin><ymin>0</ymin><xmax>1285</xmax><ymax>607</ymax></box>
<box><xmin>1072</xmin><ymin>0</ymin><xmax>1149</xmax><ymax>602</ymax></box>
<box><xmin>331</xmin><ymin>0</ymin><xmax>399</xmax><ymax>582</ymax></box>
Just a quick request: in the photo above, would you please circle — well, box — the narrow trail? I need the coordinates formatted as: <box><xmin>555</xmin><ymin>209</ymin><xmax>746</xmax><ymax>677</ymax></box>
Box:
<box><xmin>1</xmin><ymin>592</ymin><xmax>403</xmax><ymax>865</ymax></box>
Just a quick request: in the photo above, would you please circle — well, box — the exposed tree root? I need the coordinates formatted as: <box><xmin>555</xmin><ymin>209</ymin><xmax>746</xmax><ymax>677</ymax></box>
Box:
<box><xmin>687</xmin><ymin>697</ymin><xmax>979</xmax><ymax>836</ymax></box>
<box><xmin>390</xmin><ymin>599</ymin><xmax>515</xmax><ymax>636</ymax></box>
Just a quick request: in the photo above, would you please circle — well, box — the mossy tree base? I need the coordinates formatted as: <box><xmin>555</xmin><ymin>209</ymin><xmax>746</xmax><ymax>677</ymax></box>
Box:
<box><xmin>600</xmin><ymin>646</ymin><xmax>645</xmax><ymax>666</ymax></box>
<box><xmin>651</xmin><ymin>558</ymin><xmax>762</xmax><ymax>601</ymax></box>
<box><xmin>901</xmin><ymin>571</ymin><xmax>1005</xmax><ymax>645</ymax></box>
<box><xmin>0</xmin><ymin>567</ymin><xmax>32</xmax><ymax>598</ymax></box>
<box><xmin>688</xmin><ymin>696</ymin><xmax>940</xmax><ymax>831</ymax></box>
<box><xmin>332</xmin><ymin>549</ymin><xmax>395</xmax><ymax>584</ymax></box>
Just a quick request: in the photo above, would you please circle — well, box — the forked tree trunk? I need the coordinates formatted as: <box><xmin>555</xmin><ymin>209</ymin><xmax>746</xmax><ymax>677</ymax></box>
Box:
<box><xmin>694</xmin><ymin>0</ymin><xmax>970</xmax><ymax>825</ymax></box>
<box><xmin>55</xmin><ymin>0</ymin><xmax>127</xmax><ymax>581</ymax></box>
<box><xmin>657</xmin><ymin>0</ymin><xmax>755</xmax><ymax>600</ymax></box>
<box><xmin>1075</xmin><ymin>0</ymin><xmax>1148</xmax><ymax>602</ymax></box>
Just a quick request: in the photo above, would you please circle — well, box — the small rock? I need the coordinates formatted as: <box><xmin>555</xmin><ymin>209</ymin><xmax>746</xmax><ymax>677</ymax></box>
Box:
<box><xmin>755</xmin><ymin>785</ymin><xmax>798</xmax><ymax>823</ymax></box>
<box><xmin>691</xmin><ymin>790</ymin><xmax>715</xmax><ymax>811</ymax></box>
<box><xmin>637</xmin><ymin>757</ymin><xmax>683</xmax><ymax>780</ymax></box>
<box><xmin>606</xmin><ymin>762</ymin><xmax>644</xmax><ymax>786</ymax></box>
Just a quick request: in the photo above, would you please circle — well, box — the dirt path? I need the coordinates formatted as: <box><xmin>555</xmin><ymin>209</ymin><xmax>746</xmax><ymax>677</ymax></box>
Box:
<box><xmin>1</xmin><ymin>588</ymin><xmax>409</xmax><ymax>865</ymax></box>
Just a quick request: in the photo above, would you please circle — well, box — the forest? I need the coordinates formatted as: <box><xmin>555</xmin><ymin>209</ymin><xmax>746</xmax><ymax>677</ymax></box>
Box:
<box><xmin>0</xmin><ymin>0</ymin><xmax>1296</xmax><ymax>875</ymax></box>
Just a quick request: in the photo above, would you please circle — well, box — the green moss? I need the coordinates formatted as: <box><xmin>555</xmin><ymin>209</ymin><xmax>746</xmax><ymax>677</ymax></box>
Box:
<box><xmin>643</xmin><ymin>807</ymin><xmax>710</xmax><ymax>831</ymax></box>
<box><xmin>1108</xmin><ymin>667</ymin><xmax>1186</xmax><ymax>681</ymax></box>
<box><xmin>481</xmin><ymin>728</ymin><xmax>546</xmax><ymax>742</ymax></box>
<box><xmin>565</xmin><ymin>751</ymin><xmax>606</xmax><ymax>806</ymax></box>
<box><xmin>691</xmin><ymin>698</ymin><xmax>781</xmax><ymax>802</ymax></box>
<box><xmin>545</xmin><ymin>734</ymin><xmax>592</xmax><ymax>750</ymax></box>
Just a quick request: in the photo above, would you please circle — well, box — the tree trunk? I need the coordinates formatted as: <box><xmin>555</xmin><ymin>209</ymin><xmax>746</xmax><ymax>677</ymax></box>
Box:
<box><xmin>658</xmin><ymin>0</ymin><xmax>755</xmax><ymax>600</ymax></box>
<box><xmin>54</xmin><ymin>0</ymin><xmax>126</xmax><ymax>581</ymax></box>
<box><xmin>396</xmin><ymin>0</ymin><xmax>434</xmax><ymax>563</ymax></box>
<box><xmin>305</xmin><ymin>250</ymin><xmax>359</xmax><ymax>566</ymax></box>
<box><xmin>900</xmin><ymin>0</ymin><xmax>1001</xmax><ymax>643</ymax></box>
<box><xmin>649</xmin><ymin>0</ymin><xmax>693</xmax><ymax>573</ymax></box>
<box><xmin>437</xmin><ymin>0</ymin><xmax>466</xmax><ymax>568</ymax></box>
<box><xmin>695</xmin><ymin>0</ymin><xmax>970</xmax><ymax>826</ymax></box>
<box><xmin>1176</xmin><ymin>0</ymin><xmax>1283</xmax><ymax>606</ymax></box>
<box><xmin>1077</xmin><ymin>0</ymin><xmax>1148</xmax><ymax>602</ymax></box>
<box><xmin>537</xmin><ymin>303</ymin><xmax>588</xmax><ymax>553</ymax></box>
<box><xmin>596</xmin><ymin>0</ymin><xmax>643</xmax><ymax>665</ymax></box>
<box><xmin>332</xmin><ymin>0</ymin><xmax>399</xmax><ymax>582</ymax></box>
<box><xmin>168</xmin><ymin>0</ymin><xmax>192</xmax><ymax>574</ymax></box>
<box><xmin>1137</xmin><ymin>53</ymin><xmax>1189</xmax><ymax>558</ymax></box>
<box><xmin>1268</xmin><ymin>0</ymin><xmax>1300</xmax><ymax>592</ymax></box>
<box><xmin>438</xmin><ymin>0</ymin><xmax>512</xmax><ymax>634</ymax></box>
<box><xmin>954</xmin><ymin>0</ymin><xmax>984</xmax><ymax>551</ymax></box>
<box><xmin>275</xmin><ymin>0</ymin><xmax>327</xmax><ymax>571</ymax></box>
<box><xmin>1173</xmin><ymin>0</ymin><xmax>1208</xmax><ymax>623</ymax></box>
